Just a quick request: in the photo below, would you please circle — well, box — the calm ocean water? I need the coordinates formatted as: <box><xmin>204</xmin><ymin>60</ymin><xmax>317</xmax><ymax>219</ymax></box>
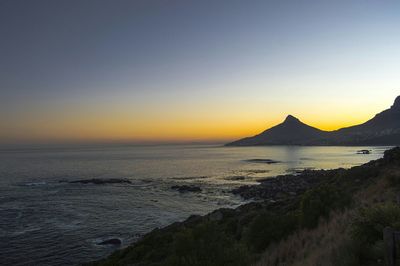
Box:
<box><xmin>0</xmin><ymin>144</ymin><xmax>391</xmax><ymax>265</ymax></box>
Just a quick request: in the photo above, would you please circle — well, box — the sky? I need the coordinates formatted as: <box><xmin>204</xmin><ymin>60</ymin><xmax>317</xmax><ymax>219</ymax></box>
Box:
<box><xmin>0</xmin><ymin>0</ymin><xmax>399</xmax><ymax>144</ymax></box>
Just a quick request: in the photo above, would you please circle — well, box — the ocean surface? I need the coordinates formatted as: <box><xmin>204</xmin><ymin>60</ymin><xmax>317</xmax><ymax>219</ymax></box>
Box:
<box><xmin>0</xmin><ymin>144</ymin><xmax>391</xmax><ymax>266</ymax></box>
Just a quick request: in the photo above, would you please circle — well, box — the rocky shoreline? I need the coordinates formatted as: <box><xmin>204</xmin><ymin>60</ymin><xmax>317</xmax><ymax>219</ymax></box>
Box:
<box><xmin>231</xmin><ymin>168</ymin><xmax>343</xmax><ymax>201</ymax></box>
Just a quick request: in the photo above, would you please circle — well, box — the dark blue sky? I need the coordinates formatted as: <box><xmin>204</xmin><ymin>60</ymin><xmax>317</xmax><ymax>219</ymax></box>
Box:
<box><xmin>1</xmin><ymin>0</ymin><xmax>399</xmax><ymax>143</ymax></box>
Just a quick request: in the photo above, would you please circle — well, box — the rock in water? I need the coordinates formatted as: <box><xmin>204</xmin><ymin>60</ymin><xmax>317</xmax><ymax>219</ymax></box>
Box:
<box><xmin>67</xmin><ymin>178</ymin><xmax>132</xmax><ymax>185</ymax></box>
<box><xmin>171</xmin><ymin>185</ymin><xmax>202</xmax><ymax>193</ymax></box>
<box><xmin>245</xmin><ymin>159</ymin><xmax>281</xmax><ymax>164</ymax></box>
<box><xmin>98</xmin><ymin>238</ymin><xmax>122</xmax><ymax>246</ymax></box>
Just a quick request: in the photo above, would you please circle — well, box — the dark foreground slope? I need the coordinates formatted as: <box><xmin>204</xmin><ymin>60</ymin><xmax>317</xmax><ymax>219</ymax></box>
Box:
<box><xmin>86</xmin><ymin>147</ymin><xmax>400</xmax><ymax>266</ymax></box>
<box><xmin>227</xmin><ymin>96</ymin><xmax>400</xmax><ymax>146</ymax></box>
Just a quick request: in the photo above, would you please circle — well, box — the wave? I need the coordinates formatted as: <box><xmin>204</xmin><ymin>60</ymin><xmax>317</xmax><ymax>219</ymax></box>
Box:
<box><xmin>22</xmin><ymin>181</ymin><xmax>47</xmax><ymax>187</ymax></box>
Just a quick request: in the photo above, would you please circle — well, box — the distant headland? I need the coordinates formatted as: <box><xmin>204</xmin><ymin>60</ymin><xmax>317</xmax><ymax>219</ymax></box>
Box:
<box><xmin>226</xmin><ymin>95</ymin><xmax>400</xmax><ymax>146</ymax></box>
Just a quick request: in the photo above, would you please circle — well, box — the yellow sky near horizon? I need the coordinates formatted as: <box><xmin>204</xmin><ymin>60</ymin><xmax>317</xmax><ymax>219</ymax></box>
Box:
<box><xmin>1</xmin><ymin>93</ymin><xmax>396</xmax><ymax>144</ymax></box>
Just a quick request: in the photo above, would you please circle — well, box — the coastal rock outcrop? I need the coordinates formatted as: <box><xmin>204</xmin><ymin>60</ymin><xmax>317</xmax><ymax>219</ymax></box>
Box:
<box><xmin>232</xmin><ymin>170</ymin><xmax>334</xmax><ymax>200</ymax></box>
<box><xmin>171</xmin><ymin>185</ymin><xmax>202</xmax><ymax>193</ymax></box>
<box><xmin>66</xmin><ymin>178</ymin><xmax>132</xmax><ymax>185</ymax></box>
<box><xmin>245</xmin><ymin>159</ymin><xmax>281</xmax><ymax>164</ymax></box>
<box><xmin>97</xmin><ymin>238</ymin><xmax>122</xmax><ymax>246</ymax></box>
<box><xmin>357</xmin><ymin>149</ymin><xmax>371</xmax><ymax>154</ymax></box>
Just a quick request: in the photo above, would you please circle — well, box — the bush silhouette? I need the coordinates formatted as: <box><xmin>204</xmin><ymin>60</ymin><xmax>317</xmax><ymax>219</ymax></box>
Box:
<box><xmin>300</xmin><ymin>185</ymin><xmax>351</xmax><ymax>228</ymax></box>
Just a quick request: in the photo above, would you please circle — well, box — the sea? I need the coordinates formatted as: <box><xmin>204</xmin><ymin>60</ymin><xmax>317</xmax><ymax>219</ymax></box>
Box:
<box><xmin>0</xmin><ymin>144</ymin><xmax>391</xmax><ymax>265</ymax></box>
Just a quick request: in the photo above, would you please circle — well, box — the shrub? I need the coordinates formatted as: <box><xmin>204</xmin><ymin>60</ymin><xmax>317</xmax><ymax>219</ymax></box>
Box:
<box><xmin>300</xmin><ymin>185</ymin><xmax>351</xmax><ymax>228</ymax></box>
<box><xmin>383</xmin><ymin>147</ymin><xmax>400</xmax><ymax>165</ymax></box>
<box><xmin>386</xmin><ymin>171</ymin><xmax>400</xmax><ymax>187</ymax></box>
<box><xmin>349</xmin><ymin>203</ymin><xmax>400</xmax><ymax>263</ymax></box>
<box><xmin>245</xmin><ymin>211</ymin><xmax>298</xmax><ymax>252</ymax></box>
<box><xmin>351</xmin><ymin>203</ymin><xmax>400</xmax><ymax>244</ymax></box>
<box><xmin>166</xmin><ymin>221</ymin><xmax>249</xmax><ymax>266</ymax></box>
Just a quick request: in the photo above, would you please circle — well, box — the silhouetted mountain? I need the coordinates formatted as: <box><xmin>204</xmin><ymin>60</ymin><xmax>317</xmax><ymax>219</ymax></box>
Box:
<box><xmin>227</xmin><ymin>115</ymin><xmax>329</xmax><ymax>146</ymax></box>
<box><xmin>331</xmin><ymin>96</ymin><xmax>400</xmax><ymax>145</ymax></box>
<box><xmin>226</xmin><ymin>96</ymin><xmax>400</xmax><ymax>146</ymax></box>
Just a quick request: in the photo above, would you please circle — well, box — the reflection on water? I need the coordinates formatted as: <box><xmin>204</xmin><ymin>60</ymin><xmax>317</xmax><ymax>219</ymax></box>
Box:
<box><xmin>0</xmin><ymin>144</ymin><xmax>391</xmax><ymax>265</ymax></box>
<box><xmin>284</xmin><ymin>146</ymin><xmax>300</xmax><ymax>171</ymax></box>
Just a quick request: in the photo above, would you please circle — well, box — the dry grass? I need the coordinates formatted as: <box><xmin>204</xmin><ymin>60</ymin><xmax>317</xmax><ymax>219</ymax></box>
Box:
<box><xmin>255</xmin><ymin>170</ymin><xmax>396</xmax><ymax>266</ymax></box>
<box><xmin>356</xmin><ymin>169</ymin><xmax>397</xmax><ymax>208</ymax></box>
<box><xmin>255</xmin><ymin>210</ymin><xmax>353</xmax><ymax>266</ymax></box>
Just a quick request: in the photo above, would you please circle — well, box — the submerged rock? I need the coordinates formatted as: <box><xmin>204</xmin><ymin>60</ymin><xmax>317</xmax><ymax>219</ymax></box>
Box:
<box><xmin>97</xmin><ymin>238</ymin><xmax>122</xmax><ymax>246</ymax></box>
<box><xmin>239</xmin><ymin>169</ymin><xmax>271</xmax><ymax>174</ymax></box>
<box><xmin>67</xmin><ymin>178</ymin><xmax>132</xmax><ymax>185</ymax></box>
<box><xmin>171</xmin><ymin>185</ymin><xmax>202</xmax><ymax>193</ymax></box>
<box><xmin>171</xmin><ymin>176</ymin><xmax>208</xmax><ymax>180</ymax></box>
<box><xmin>225</xmin><ymin>176</ymin><xmax>246</xmax><ymax>181</ymax></box>
<box><xmin>245</xmin><ymin>159</ymin><xmax>281</xmax><ymax>164</ymax></box>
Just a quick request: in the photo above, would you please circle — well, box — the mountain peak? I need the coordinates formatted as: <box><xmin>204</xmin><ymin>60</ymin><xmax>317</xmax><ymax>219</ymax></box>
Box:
<box><xmin>391</xmin><ymin>96</ymin><xmax>400</xmax><ymax>110</ymax></box>
<box><xmin>284</xmin><ymin>115</ymin><xmax>300</xmax><ymax>123</ymax></box>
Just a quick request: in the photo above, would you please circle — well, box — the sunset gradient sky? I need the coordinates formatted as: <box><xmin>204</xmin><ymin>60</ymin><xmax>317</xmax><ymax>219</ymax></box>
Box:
<box><xmin>1</xmin><ymin>0</ymin><xmax>399</xmax><ymax>144</ymax></box>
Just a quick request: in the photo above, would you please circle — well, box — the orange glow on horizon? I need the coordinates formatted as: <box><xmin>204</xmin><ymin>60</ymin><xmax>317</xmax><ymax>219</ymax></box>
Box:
<box><xmin>1</xmin><ymin>92</ymin><xmax>396</xmax><ymax>144</ymax></box>
<box><xmin>0</xmin><ymin>109</ymin><xmax>380</xmax><ymax>144</ymax></box>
